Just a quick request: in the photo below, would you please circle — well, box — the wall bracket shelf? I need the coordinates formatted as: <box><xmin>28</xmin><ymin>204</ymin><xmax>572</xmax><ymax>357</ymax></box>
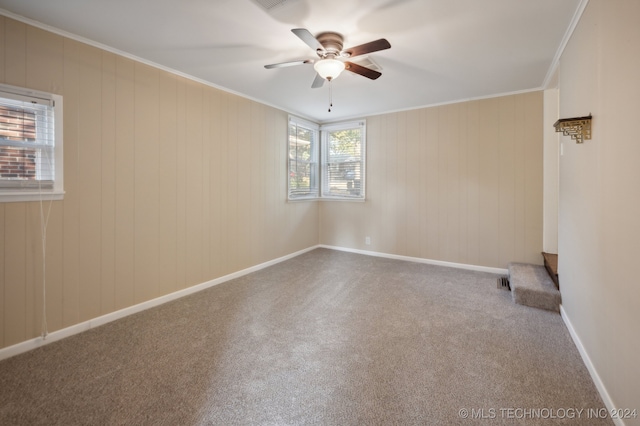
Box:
<box><xmin>553</xmin><ymin>115</ymin><xmax>592</xmax><ymax>144</ymax></box>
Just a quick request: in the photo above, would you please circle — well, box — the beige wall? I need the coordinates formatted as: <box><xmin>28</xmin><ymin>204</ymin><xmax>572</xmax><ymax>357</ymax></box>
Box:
<box><xmin>543</xmin><ymin>88</ymin><xmax>559</xmax><ymax>254</ymax></box>
<box><xmin>0</xmin><ymin>17</ymin><xmax>319</xmax><ymax>350</ymax></box>
<box><xmin>558</xmin><ymin>0</ymin><xmax>640</xmax><ymax>419</ymax></box>
<box><xmin>320</xmin><ymin>92</ymin><xmax>544</xmax><ymax>269</ymax></box>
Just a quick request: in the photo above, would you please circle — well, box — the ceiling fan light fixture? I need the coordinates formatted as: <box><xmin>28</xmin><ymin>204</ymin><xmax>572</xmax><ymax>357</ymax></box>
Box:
<box><xmin>314</xmin><ymin>58</ymin><xmax>345</xmax><ymax>81</ymax></box>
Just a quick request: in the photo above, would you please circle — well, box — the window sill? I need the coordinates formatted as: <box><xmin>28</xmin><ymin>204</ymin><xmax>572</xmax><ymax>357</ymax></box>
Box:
<box><xmin>320</xmin><ymin>197</ymin><xmax>366</xmax><ymax>202</ymax></box>
<box><xmin>287</xmin><ymin>196</ymin><xmax>365</xmax><ymax>202</ymax></box>
<box><xmin>0</xmin><ymin>190</ymin><xmax>65</xmax><ymax>203</ymax></box>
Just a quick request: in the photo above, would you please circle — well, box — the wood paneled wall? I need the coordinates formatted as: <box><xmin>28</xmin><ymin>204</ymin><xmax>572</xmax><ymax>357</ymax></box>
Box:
<box><xmin>0</xmin><ymin>15</ymin><xmax>545</xmax><ymax>352</ymax></box>
<box><xmin>0</xmin><ymin>17</ymin><xmax>319</xmax><ymax>349</ymax></box>
<box><xmin>320</xmin><ymin>92</ymin><xmax>544</xmax><ymax>268</ymax></box>
<box><xmin>557</xmin><ymin>0</ymin><xmax>640</xmax><ymax>412</ymax></box>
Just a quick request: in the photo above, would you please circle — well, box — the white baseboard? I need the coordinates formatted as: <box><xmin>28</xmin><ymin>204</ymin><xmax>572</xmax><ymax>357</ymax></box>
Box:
<box><xmin>560</xmin><ymin>305</ymin><xmax>626</xmax><ymax>426</ymax></box>
<box><xmin>1</xmin><ymin>244</ymin><xmax>619</xmax><ymax>425</ymax></box>
<box><xmin>0</xmin><ymin>245</ymin><xmax>320</xmax><ymax>362</ymax></box>
<box><xmin>319</xmin><ymin>244</ymin><xmax>509</xmax><ymax>275</ymax></box>
<box><xmin>0</xmin><ymin>245</ymin><xmax>509</xmax><ymax>361</ymax></box>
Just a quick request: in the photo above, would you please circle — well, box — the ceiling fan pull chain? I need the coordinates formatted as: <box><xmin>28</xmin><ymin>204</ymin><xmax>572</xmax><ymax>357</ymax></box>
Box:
<box><xmin>328</xmin><ymin>80</ymin><xmax>333</xmax><ymax>112</ymax></box>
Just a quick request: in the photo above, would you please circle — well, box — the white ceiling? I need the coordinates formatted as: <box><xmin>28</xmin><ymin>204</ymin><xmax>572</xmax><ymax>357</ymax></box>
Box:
<box><xmin>0</xmin><ymin>0</ymin><xmax>583</xmax><ymax>123</ymax></box>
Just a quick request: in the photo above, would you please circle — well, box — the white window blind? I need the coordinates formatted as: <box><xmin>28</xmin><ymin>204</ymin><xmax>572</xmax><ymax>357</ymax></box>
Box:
<box><xmin>321</xmin><ymin>121</ymin><xmax>365</xmax><ymax>200</ymax></box>
<box><xmin>0</xmin><ymin>87</ymin><xmax>55</xmax><ymax>189</ymax></box>
<box><xmin>0</xmin><ymin>84</ymin><xmax>62</xmax><ymax>202</ymax></box>
<box><xmin>288</xmin><ymin>116</ymin><xmax>319</xmax><ymax>200</ymax></box>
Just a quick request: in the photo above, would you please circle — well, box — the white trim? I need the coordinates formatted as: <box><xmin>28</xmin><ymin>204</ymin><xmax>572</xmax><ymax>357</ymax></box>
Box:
<box><xmin>0</xmin><ymin>6</ymin><xmax>587</xmax><ymax>127</ymax></box>
<box><xmin>317</xmin><ymin>87</ymin><xmax>545</xmax><ymax>125</ymax></box>
<box><xmin>560</xmin><ymin>305</ymin><xmax>625</xmax><ymax>426</ymax></box>
<box><xmin>0</xmin><ymin>241</ymin><xmax>619</xmax><ymax>423</ymax></box>
<box><xmin>319</xmin><ymin>244</ymin><xmax>508</xmax><ymax>275</ymax></box>
<box><xmin>0</xmin><ymin>8</ymin><xmax>318</xmax><ymax>125</ymax></box>
<box><xmin>0</xmin><ymin>244</ymin><xmax>520</xmax><ymax>360</ymax></box>
<box><xmin>288</xmin><ymin>115</ymin><xmax>320</xmax><ymax>201</ymax></box>
<box><xmin>0</xmin><ymin>190</ymin><xmax>64</xmax><ymax>203</ymax></box>
<box><xmin>0</xmin><ymin>245</ymin><xmax>319</xmax><ymax>361</ymax></box>
<box><xmin>320</xmin><ymin>120</ymin><xmax>366</xmax><ymax>200</ymax></box>
<box><xmin>542</xmin><ymin>0</ymin><xmax>590</xmax><ymax>89</ymax></box>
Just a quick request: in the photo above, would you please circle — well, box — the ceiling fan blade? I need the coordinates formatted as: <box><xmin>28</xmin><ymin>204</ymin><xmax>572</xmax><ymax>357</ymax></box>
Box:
<box><xmin>344</xmin><ymin>61</ymin><xmax>382</xmax><ymax>80</ymax></box>
<box><xmin>344</xmin><ymin>39</ymin><xmax>391</xmax><ymax>58</ymax></box>
<box><xmin>311</xmin><ymin>73</ymin><xmax>325</xmax><ymax>89</ymax></box>
<box><xmin>264</xmin><ymin>59</ymin><xmax>313</xmax><ymax>69</ymax></box>
<box><xmin>292</xmin><ymin>28</ymin><xmax>324</xmax><ymax>51</ymax></box>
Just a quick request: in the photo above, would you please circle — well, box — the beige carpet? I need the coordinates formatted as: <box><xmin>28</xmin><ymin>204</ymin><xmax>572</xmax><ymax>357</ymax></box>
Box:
<box><xmin>0</xmin><ymin>248</ymin><xmax>611</xmax><ymax>425</ymax></box>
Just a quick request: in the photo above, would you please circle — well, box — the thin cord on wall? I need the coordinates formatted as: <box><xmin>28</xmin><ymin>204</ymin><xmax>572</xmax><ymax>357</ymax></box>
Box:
<box><xmin>39</xmin><ymin>150</ymin><xmax>54</xmax><ymax>340</ymax></box>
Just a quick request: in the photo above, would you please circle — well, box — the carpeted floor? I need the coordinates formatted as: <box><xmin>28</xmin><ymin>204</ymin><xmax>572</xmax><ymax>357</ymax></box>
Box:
<box><xmin>0</xmin><ymin>248</ymin><xmax>611</xmax><ymax>425</ymax></box>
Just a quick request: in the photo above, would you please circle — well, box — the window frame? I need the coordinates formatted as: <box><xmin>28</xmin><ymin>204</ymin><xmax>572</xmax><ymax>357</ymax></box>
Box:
<box><xmin>320</xmin><ymin>120</ymin><xmax>366</xmax><ymax>201</ymax></box>
<box><xmin>0</xmin><ymin>83</ymin><xmax>63</xmax><ymax>203</ymax></box>
<box><xmin>287</xmin><ymin>116</ymin><xmax>319</xmax><ymax>200</ymax></box>
<box><xmin>287</xmin><ymin>116</ymin><xmax>366</xmax><ymax>201</ymax></box>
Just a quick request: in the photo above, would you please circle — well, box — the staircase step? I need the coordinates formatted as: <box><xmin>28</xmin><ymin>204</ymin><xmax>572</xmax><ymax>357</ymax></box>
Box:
<box><xmin>508</xmin><ymin>263</ymin><xmax>561</xmax><ymax>313</ymax></box>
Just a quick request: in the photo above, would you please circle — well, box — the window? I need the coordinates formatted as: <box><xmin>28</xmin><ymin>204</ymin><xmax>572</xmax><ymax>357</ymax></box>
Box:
<box><xmin>0</xmin><ymin>84</ymin><xmax>63</xmax><ymax>202</ymax></box>
<box><xmin>288</xmin><ymin>116</ymin><xmax>319</xmax><ymax>199</ymax></box>
<box><xmin>288</xmin><ymin>116</ymin><xmax>365</xmax><ymax>201</ymax></box>
<box><xmin>321</xmin><ymin>121</ymin><xmax>365</xmax><ymax>199</ymax></box>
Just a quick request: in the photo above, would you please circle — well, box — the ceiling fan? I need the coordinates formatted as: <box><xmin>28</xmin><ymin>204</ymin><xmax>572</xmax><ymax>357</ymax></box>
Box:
<box><xmin>264</xmin><ymin>28</ymin><xmax>391</xmax><ymax>88</ymax></box>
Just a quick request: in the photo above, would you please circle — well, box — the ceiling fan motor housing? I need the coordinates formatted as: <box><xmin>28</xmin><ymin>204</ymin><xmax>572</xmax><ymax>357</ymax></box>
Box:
<box><xmin>315</xmin><ymin>32</ymin><xmax>344</xmax><ymax>57</ymax></box>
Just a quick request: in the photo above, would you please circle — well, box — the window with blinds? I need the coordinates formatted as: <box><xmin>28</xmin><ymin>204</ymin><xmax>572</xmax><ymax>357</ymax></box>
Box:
<box><xmin>0</xmin><ymin>83</ymin><xmax>62</xmax><ymax>202</ymax></box>
<box><xmin>321</xmin><ymin>121</ymin><xmax>365</xmax><ymax>200</ymax></box>
<box><xmin>287</xmin><ymin>116</ymin><xmax>365</xmax><ymax>201</ymax></box>
<box><xmin>288</xmin><ymin>116</ymin><xmax>319</xmax><ymax>199</ymax></box>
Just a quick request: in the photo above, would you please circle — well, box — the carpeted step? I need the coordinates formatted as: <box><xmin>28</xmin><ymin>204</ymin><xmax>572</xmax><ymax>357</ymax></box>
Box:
<box><xmin>508</xmin><ymin>263</ymin><xmax>561</xmax><ymax>313</ymax></box>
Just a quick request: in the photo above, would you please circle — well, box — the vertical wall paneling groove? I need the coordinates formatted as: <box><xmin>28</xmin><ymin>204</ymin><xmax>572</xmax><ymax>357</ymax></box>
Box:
<box><xmin>512</xmin><ymin>95</ymin><xmax>525</xmax><ymax>263</ymax></box>
<box><xmin>101</xmin><ymin>52</ymin><xmax>117</xmax><ymax>315</ymax></box>
<box><xmin>175</xmin><ymin>78</ymin><xmax>187</xmax><ymax>290</ymax></box>
<box><xmin>424</xmin><ymin>107</ymin><xmax>439</xmax><ymax>259</ymax></box>
<box><xmin>466</xmin><ymin>102</ymin><xmax>480</xmax><ymax>267</ymax></box>
<box><xmin>114</xmin><ymin>56</ymin><xmax>135</xmax><ymax>311</ymax></box>
<box><xmin>524</xmin><ymin>93</ymin><xmax>543</xmax><ymax>260</ymax></box>
<box><xmin>185</xmin><ymin>81</ymin><xmax>204</xmax><ymax>287</ymax></box>
<box><xmin>226</xmin><ymin>95</ymin><xmax>238</xmax><ymax>273</ymax></box>
<box><xmin>158</xmin><ymin>73</ymin><xmax>178</xmax><ymax>296</ymax></box>
<box><xmin>385</xmin><ymin>114</ymin><xmax>397</xmax><ymax>253</ymax></box>
<box><xmin>478</xmin><ymin>99</ymin><xmax>501</xmax><ymax>267</ymax></box>
<box><xmin>395</xmin><ymin>111</ymin><xmax>407</xmax><ymax>255</ymax></box>
<box><xmin>217</xmin><ymin>92</ymin><xmax>229</xmax><ymax>276</ymax></box>
<box><xmin>61</xmin><ymin>38</ymin><xmax>80</xmax><ymax>327</ymax></box>
<box><xmin>4</xmin><ymin>204</ymin><xmax>26</xmax><ymax>345</ymax></box>
<box><xmin>78</xmin><ymin>43</ymin><xmax>102</xmax><ymax>322</ymax></box>
<box><xmin>417</xmin><ymin>108</ymin><xmax>428</xmax><ymax>259</ymax></box>
<box><xmin>457</xmin><ymin>102</ymin><xmax>469</xmax><ymax>264</ymax></box>
<box><xmin>201</xmin><ymin>86</ymin><xmax>211</xmax><ymax>281</ymax></box>
<box><xmin>236</xmin><ymin>99</ymin><xmax>251</xmax><ymax>270</ymax></box>
<box><xmin>498</xmin><ymin>96</ymin><xmax>516</xmax><ymax>266</ymax></box>
<box><xmin>249</xmin><ymin>102</ymin><xmax>261</xmax><ymax>264</ymax></box>
<box><xmin>133</xmin><ymin>63</ymin><xmax>160</xmax><ymax>304</ymax></box>
<box><xmin>405</xmin><ymin>109</ymin><xmax>420</xmax><ymax>257</ymax></box>
<box><xmin>209</xmin><ymin>89</ymin><xmax>222</xmax><ymax>279</ymax></box>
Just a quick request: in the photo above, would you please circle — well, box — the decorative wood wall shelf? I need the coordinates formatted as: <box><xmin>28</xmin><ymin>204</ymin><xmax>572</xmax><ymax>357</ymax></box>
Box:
<box><xmin>553</xmin><ymin>114</ymin><xmax>592</xmax><ymax>144</ymax></box>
